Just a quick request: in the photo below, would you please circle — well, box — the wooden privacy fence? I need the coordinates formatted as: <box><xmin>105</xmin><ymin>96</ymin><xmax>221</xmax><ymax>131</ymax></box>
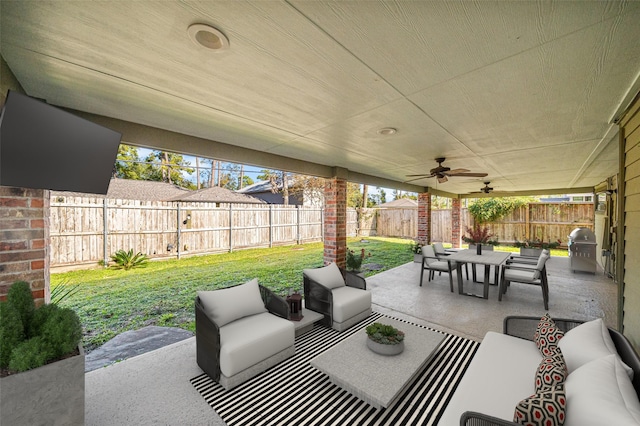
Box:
<box><xmin>368</xmin><ymin>202</ymin><xmax>594</xmax><ymax>246</ymax></box>
<box><xmin>50</xmin><ymin>196</ymin><xmax>358</xmax><ymax>267</ymax></box>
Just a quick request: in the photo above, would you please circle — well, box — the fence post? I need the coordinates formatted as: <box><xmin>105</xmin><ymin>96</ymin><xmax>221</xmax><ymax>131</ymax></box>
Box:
<box><xmin>177</xmin><ymin>204</ymin><xmax>181</xmax><ymax>260</ymax></box>
<box><xmin>103</xmin><ymin>198</ymin><xmax>109</xmax><ymax>268</ymax></box>
<box><xmin>297</xmin><ymin>205</ymin><xmax>301</xmax><ymax>245</ymax></box>
<box><xmin>229</xmin><ymin>204</ymin><xmax>233</xmax><ymax>253</ymax></box>
<box><xmin>269</xmin><ymin>205</ymin><xmax>273</xmax><ymax>248</ymax></box>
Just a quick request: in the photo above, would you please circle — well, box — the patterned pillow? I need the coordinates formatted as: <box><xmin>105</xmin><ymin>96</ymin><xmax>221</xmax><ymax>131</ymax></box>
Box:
<box><xmin>514</xmin><ymin>385</ymin><xmax>566</xmax><ymax>426</ymax></box>
<box><xmin>535</xmin><ymin>351</ymin><xmax>567</xmax><ymax>393</ymax></box>
<box><xmin>534</xmin><ymin>313</ymin><xmax>565</xmax><ymax>357</ymax></box>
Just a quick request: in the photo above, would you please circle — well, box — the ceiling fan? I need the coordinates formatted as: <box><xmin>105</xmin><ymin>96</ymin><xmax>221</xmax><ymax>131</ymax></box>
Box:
<box><xmin>480</xmin><ymin>182</ymin><xmax>494</xmax><ymax>194</ymax></box>
<box><xmin>405</xmin><ymin>157</ymin><xmax>488</xmax><ymax>183</ymax></box>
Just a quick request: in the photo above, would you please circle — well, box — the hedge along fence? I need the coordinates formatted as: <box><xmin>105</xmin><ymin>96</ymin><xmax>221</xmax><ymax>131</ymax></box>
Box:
<box><xmin>50</xmin><ymin>196</ymin><xmax>359</xmax><ymax>267</ymax></box>
<box><xmin>370</xmin><ymin>202</ymin><xmax>594</xmax><ymax>246</ymax></box>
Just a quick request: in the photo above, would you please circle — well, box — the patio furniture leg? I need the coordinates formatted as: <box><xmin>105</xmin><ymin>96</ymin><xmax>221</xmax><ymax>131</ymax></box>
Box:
<box><xmin>419</xmin><ymin>262</ymin><xmax>425</xmax><ymax>287</ymax></box>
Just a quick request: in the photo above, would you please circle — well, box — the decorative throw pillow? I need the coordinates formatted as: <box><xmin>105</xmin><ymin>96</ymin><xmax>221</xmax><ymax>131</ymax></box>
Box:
<box><xmin>303</xmin><ymin>262</ymin><xmax>345</xmax><ymax>289</ymax></box>
<box><xmin>534</xmin><ymin>313</ymin><xmax>565</xmax><ymax>357</ymax></box>
<box><xmin>564</xmin><ymin>354</ymin><xmax>640</xmax><ymax>425</ymax></box>
<box><xmin>557</xmin><ymin>318</ymin><xmax>634</xmax><ymax>379</ymax></box>
<box><xmin>197</xmin><ymin>278</ymin><xmax>267</xmax><ymax>327</ymax></box>
<box><xmin>535</xmin><ymin>351</ymin><xmax>567</xmax><ymax>393</ymax></box>
<box><xmin>513</xmin><ymin>385</ymin><xmax>566</xmax><ymax>426</ymax></box>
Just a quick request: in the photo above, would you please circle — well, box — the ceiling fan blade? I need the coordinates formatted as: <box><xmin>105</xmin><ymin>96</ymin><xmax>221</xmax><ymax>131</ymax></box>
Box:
<box><xmin>437</xmin><ymin>175</ymin><xmax>448</xmax><ymax>183</ymax></box>
<box><xmin>449</xmin><ymin>172</ymin><xmax>489</xmax><ymax>177</ymax></box>
<box><xmin>403</xmin><ymin>176</ymin><xmax>432</xmax><ymax>184</ymax></box>
<box><xmin>444</xmin><ymin>168</ymin><xmax>470</xmax><ymax>175</ymax></box>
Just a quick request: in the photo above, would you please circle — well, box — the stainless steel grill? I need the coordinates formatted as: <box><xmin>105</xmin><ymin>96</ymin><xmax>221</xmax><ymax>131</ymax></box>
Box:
<box><xmin>568</xmin><ymin>227</ymin><xmax>597</xmax><ymax>274</ymax></box>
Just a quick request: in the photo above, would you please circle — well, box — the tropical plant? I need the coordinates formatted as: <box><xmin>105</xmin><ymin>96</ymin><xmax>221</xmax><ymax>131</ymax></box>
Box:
<box><xmin>0</xmin><ymin>282</ymin><xmax>82</xmax><ymax>376</ymax></box>
<box><xmin>50</xmin><ymin>281</ymin><xmax>81</xmax><ymax>304</ymax></box>
<box><xmin>366</xmin><ymin>322</ymin><xmax>405</xmax><ymax>345</ymax></box>
<box><xmin>346</xmin><ymin>248</ymin><xmax>370</xmax><ymax>271</ymax></box>
<box><xmin>110</xmin><ymin>249</ymin><xmax>149</xmax><ymax>270</ymax></box>
<box><xmin>513</xmin><ymin>237</ymin><xmax>562</xmax><ymax>250</ymax></box>
<box><xmin>408</xmin><ymin>240</ymin><xmax>422</xmax><ymax>254</ymax></box>
<box><xmin>462</xmin><ymin>225</ymin><xmax>499</xmax><ymax>246</ymax></box>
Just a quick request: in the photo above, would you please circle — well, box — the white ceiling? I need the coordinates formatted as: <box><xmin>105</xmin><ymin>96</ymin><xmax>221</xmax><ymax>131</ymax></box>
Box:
<box><xmin>2</xmin><ymin>1</ymin><xmax>639</xmax><ymax>195</ymax></box>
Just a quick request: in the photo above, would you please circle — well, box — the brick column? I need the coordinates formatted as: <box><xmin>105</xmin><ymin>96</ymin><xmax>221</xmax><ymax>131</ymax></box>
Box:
<box><xmin>451</xmin><ymin>197</ymin><xmax>461</xmax><ymax>248</ymax></box>
<box><xmin>0</xmin><ymin>186</ymin><xmax>50</xmax><ymax>306</ymax></box>
<box><xmin>324</xmin><ymin>178</ymin><xmax>347</xmax><ymax>267</ymax></box>
<box><xmin>417</xmin><ymin>192</ymin><xmax>431</xmax><ymax>245</ymax></box>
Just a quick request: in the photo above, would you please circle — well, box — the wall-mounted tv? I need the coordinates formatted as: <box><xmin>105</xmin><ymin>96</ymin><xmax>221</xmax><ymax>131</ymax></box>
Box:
<box><xmin>0</xmin><ymin>90</ymin><xmax>121</xmax><ymax>194</ymax></box>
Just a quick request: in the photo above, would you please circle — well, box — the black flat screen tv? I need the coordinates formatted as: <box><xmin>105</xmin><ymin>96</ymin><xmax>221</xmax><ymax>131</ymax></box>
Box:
<box><xmin>0</xmin><ymin>90</ymin><xmax>121</xmax><ymax>194</ymax></box>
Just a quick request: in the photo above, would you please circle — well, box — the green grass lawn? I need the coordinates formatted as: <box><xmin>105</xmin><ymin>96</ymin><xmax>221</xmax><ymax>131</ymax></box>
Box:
<box><xmin>52</xmin><ymin>237</ymin><xmax>568</xmax><ymax>352</ymax></box>
<box><xmin>52</xmin><ymin>237</ymin><xmax>414</xmax><ymax>352</ymax></box>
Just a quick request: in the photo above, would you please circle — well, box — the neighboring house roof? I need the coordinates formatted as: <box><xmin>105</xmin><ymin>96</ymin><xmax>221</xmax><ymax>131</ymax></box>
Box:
<box><xmin>52</xmin><ymin>178</ymin><xmax>263</xmax><ymax>203</ymax></box>
<box><xmin>236</xmin><ymin>180</ymin><xmax>278</xmax><ymax>194</ymax></box>
<box><xmin>377</xmin><ymin>198</ymin><xmax>418</xmax><ymax>208</ymax></box>
<box><xmin>170</xmin><ymin>187</ymin><xmax>264</xmax><ymax>204</ymax></box>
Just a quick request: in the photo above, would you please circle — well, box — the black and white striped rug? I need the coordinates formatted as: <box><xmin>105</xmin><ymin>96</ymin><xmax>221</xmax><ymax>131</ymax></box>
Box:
<box><xmin>190</xmin><ymin>313</ymin><xmax>479</xmax><ymax>426</ymax></box>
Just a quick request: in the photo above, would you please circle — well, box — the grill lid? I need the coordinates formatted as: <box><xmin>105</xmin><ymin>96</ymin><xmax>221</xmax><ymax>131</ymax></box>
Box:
<box><xmin>568</xmin><ymin>227</ymin><xmax>596</xmax><ymax>242</ymax></box>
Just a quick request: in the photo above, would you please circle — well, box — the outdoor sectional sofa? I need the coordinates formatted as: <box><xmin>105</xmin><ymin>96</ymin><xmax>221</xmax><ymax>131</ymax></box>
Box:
<box><xmin>195</xmin><ymin>279</ymin><xmax>295</xmax><ymax>390</ymax></box>
<box><xmin>440</xmin><ymin>315</ymin><xmax>640</xmax><ymax>425</ymax></box>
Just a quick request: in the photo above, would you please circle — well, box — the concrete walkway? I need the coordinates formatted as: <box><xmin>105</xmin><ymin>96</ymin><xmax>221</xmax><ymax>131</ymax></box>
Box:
<box><xmin>85</xmin><ymin>256</ymin><xmax>617</xmax><ymax>425</ymax></box>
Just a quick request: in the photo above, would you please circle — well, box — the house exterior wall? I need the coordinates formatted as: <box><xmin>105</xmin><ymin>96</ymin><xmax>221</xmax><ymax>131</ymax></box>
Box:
<box><xmin>620</xmin><ymin>93</ymin><xmax>640</xmax><ymax>346</ymax></box>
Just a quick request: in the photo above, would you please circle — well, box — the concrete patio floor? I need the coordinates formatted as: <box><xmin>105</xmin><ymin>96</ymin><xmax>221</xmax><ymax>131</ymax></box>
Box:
<box><xmin>85</xmin><ymin>256</ymin><xmax>617</xmax><ymax>425</ymax></box>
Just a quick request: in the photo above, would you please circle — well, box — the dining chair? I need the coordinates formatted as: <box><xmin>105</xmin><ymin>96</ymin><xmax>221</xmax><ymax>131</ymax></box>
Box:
<box><xmin>499</xmin><ymin>252</ymin><xmax>550</xmax><ymax>309</ymax></box>
<box><xmin>433</xmin><ymin>242</ymin><xmax>468</xmax><ymax>280</ymax></box>
<box><xmin>419</xmin><ymin>245</ymin><xmax>456</xmax><ymax>292</ymax></box>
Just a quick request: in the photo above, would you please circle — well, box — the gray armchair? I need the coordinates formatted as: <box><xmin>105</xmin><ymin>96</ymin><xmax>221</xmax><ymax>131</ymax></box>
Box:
<box><xmin>303</xmin><ymin>262</ymin><xmax>372</xmax><ymax>332</ymax></box>
<box><xmin>196</xmin><ymin>279</ymin><xmax>295</xmax><ymax>390</ymax></box>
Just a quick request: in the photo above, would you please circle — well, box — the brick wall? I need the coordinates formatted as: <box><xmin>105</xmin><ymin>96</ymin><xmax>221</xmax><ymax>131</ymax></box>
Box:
<box><xmin>451</xmin><ymin>198</ymin><xmax>461</xmax><ymax>248</ymax></box>
<box><xmin>417</xmin><ymin>192</ymin><xmax>431</xmax><ymax>245</ymax></box>
<box><xmin>323</xmin><ymin>178</ymin><xmax>347</xmax><ymax>267</ymax></box>
<box><xmin>0</xmin><ymin>186</ymin><xmax>49</xmax><ymax>306</ymax></box>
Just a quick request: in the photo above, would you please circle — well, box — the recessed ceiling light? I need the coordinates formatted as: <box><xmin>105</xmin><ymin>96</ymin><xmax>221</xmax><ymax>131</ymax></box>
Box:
<box><xmin>187</xmin><ymin>24</ymin><xmax>229</xmax><ymax>52</ymax></box>
<box><xmin>378</xmin><ymin>127</ymin><xmax>397</xmax><ymax>135</ymax></box>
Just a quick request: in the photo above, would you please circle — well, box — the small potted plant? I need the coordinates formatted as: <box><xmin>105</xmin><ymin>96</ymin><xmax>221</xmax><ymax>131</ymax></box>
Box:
<box><xmin>409</xmin><ymin>240</ymin><xmax>423</xmax><ymax>263</ymax></box>
<box><xmin>365</xmin><ymin>322</ymin><xmax>405</xmax><ymax>356</ymax></box>
<box><xmin>346</xmin><ymin>248</ymin><xmax>371</xmax><ymax>273</ymax></box>
<box><xmin>462</xmin><ymin>225</ymin><xmax>499</xmax><ymax>255</ymax></box>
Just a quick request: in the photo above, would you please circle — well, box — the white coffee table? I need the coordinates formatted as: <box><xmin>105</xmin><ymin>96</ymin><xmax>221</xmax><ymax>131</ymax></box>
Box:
<box><xmin>310</xmin><ymin>318</ymin><xmax>445</xmax><ymax>409</ymax></box>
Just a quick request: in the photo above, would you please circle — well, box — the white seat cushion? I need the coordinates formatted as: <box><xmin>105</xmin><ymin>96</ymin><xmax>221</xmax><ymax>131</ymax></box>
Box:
<box><xmin>331</xmin><ymin>286</ymin><xmax>371</xmax><ymax>323</ymax></box>
<box><xmin>303</xmin><ymin>262</ymin><xmax>345</xmax><ymax>289</ymax></box>
<box><xmin>427</xmin><ymin>260</ymin><xmax>452</xmax><ymax>272</ymax></box>
<box><xmin>219</xmin><ymin>312</ymin><xmax>294</xmax><ymax>377</ymax></box>
<box><xmin>504</xmin><ymin>268</ymin><xmax>537</xmax><ymax>282</ymax></box>
<box><xmin>439</xmin><ymin>332</ymin><xmax>543</xmax><ymax>425</ymax></box>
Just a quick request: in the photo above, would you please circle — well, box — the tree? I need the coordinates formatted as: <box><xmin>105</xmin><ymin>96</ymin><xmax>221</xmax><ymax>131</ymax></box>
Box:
<box><xmin>467</xmin><ymin>197</ymin><xmax>532</xmax><ymax>224</ymax></box>
<box><xmin>347</xmin><ymin>182</ymin><xmax>364</xmax><ymax>208</ymax></box>
<box><xmin>114</xmin><ymin>144</ymin><xmax>146</xmax><ymax>180</ymax></box>
<box><xmin>289</xmin><ymin>175</ymin><xmax>324</xmax><ymax>206</ymax></box>
<box><xmin>143</xmin><ymin>150</ymin><xmax>195</xmax><ymax>189</ymax></box>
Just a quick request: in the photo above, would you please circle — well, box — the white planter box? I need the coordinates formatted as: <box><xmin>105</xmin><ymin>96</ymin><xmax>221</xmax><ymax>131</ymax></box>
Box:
<box><xmin>520</xmin><ymin>248</ymin><xmax>543</xmax><ymax>257</ymax></box>
<box><xmin>0</xmin><ymin>346</ymin><xmax>85</xmax><ymax>425</ymax></box>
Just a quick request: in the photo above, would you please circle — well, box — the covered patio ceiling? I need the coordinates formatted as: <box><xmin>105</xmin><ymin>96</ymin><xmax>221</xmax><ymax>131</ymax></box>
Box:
<box><xmin>2</xmin><ymin>1</ymin><xmax>640</xmax><ymax>197</ymax></box>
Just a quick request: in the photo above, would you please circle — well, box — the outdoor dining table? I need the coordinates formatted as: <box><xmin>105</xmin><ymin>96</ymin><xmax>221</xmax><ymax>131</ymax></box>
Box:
<box><xmin>445</xmin><ymin>249</ymin><xmax>511</xmax><ymax>299</ymax></box>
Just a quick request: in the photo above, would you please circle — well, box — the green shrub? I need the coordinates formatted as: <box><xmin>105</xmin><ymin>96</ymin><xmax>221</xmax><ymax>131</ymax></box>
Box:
<box><xmin>365</xmin><ymin>322</ymin><xmax>405</xmax><ymax>345</ymax></box>
<box><xmin>110</xmin><ymin>249</ymin><xmax>149</xmax><ymax>270</ymax></box>
<box><xmin>0</xmin><ymin>281</ymin><xmax>82</xmax><ymax>375</ymax></box>
<box><xmin>40</xmin><ymin>307</ymin><xmax>82</xmax><ymax>359</ymax></box>
<box><xmin>7</xmin><ymin>281</ymin><xmax>35</xmax><ymax>335</ymax></box>
<box><xmin>0</xmin><ymin>303</ymin><xmax>24</xmax><ymax>369</ymax></box>
<box><xmin>8</xmin><ymin>337</ymin><xmax>51</xmax><ymax>373</ymax></box>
